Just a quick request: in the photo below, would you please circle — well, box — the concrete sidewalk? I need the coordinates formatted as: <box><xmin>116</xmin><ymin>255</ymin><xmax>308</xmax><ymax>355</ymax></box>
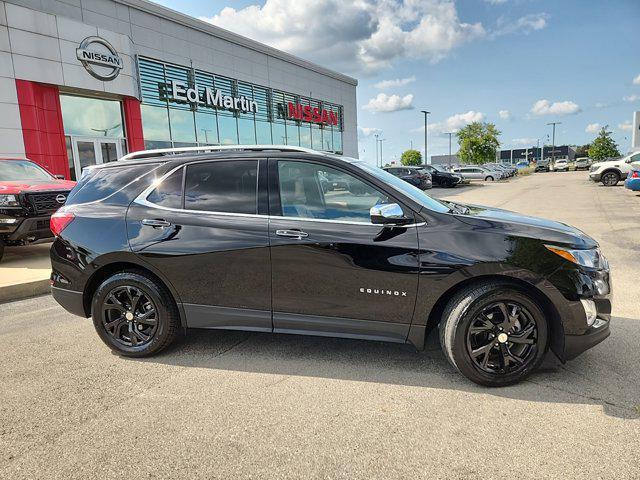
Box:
<box><xmin>0</xmin><ymin>243</ymin><xmax>51</xmax><ymax>303</ymax></box>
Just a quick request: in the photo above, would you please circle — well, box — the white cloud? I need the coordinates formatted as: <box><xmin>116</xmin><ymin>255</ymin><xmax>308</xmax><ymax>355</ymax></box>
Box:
<box><xmin>619</xmin><ymin>121</ymin><xmax>632</xmax><ymax>131</ymax></box>
<box><xmin>511</xmin><ymin>138</ymin><xmax>537</xmax><ymax>146</ymax></box>
<box><xmin>363</xmin><ymin>93</ymin><xmax>414</xmax><ymax>113</ymax></box>
<box><xmin>594</xmin><ymin>102</ymin><xmax>610</xmax><ymax>109</ymax></box>
<box><xmin>499</xmin><ymin>109</ymin><xmax>510</xmax><ymax>120</ymax></box>
<box><xmin>493</xmin><ymin>13</ymin><xmax>548</xmax><ymax>36</ymax></box>
<box><xmin>485</xmin><ymin>0</ymin><xmax>508</xmax><ymax>4</ymax></box>
<box><xmin>585</xmin><ymin>123</ymin><xmax>602</xmax><ymax>134</ymax></box>
<box><xmin>358</xmin><ymin>126</ymin><xmax>382</xmax><ymax>137</ymax></box>
<box><xmin>420</xmin><ymin>110</ymin><xmax>485</xmax><ymax>134</ymax></box>
<box><xmin>623</xmin><ymin>94</ymin><xmax>640</xmax><ymax>102</ymax></box>
<box><xmin>530</xmin><ymin>99</ymin><xmax>581</xmax><ymax>116</ymax></box>
<box><xmin>200</xmin><ymin>0</ymin><xmax>485</xmax><ymax>74</ymax></box>
<box><xmin>633</xmin><ymin>74</ymin><xmax>640</xmax><ymax>85</ymax></box>
<box><xmin>374</xmin><ymin>76</ymin><xmax>416</xmax><ymax>89</ymax></box>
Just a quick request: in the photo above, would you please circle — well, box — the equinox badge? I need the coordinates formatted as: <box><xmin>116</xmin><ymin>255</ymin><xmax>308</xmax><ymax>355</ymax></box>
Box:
<box><xmin>359</xmin><ymin>287</ymin><xmax>407</xmax><ymax>297</ymax></box>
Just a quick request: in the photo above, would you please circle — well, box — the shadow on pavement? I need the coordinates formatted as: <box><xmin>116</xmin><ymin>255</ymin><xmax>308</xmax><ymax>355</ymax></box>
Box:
<box><xmin>140</xmin><ymin>315</ymin><xmax>640</xmax><ymax>420</ymax></box>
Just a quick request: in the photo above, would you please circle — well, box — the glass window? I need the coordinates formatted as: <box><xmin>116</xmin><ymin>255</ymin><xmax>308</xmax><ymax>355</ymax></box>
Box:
<box><xmin>195</xmin><ymin>112</ymin><xmax>219</xmax><ymax>144</ymax></box>
<box><xmin>144</xmin><ymin>140</ymin><xmax>172</xmax><ymax>150</ymax></box>
<box><xmin>238</xmin><ymin>117</ymin><xmax>257</xmax><ymax>144</ymax></box>
<box><xmin>141</xmin><ymin>105</ymin><xmax>171</xmax><ymax>141</ymax></box>
<box><xmin>184</xmin><ymin>161</ymin><xmax>258</xmax><ymax>214</ymax></box>
<box><xmin>60</xmin><ymin>95</ymin><xmax>124</xmax><ymax>138</ymax></box>
<box><xmin>65</xmin><ymin>136</ymin><xmax>75</xmax><ymax>181</ymax></box>
<box><xmin>169</xmin><ymin>109</ymin><xmax>196</xmax><ymax>143</ymax></box>
<box><xmin>272</xmin><ymin>122</ymin><xmax>286</xmax><ymax>145</ymax></box>
<box><xmin>278</xmin><ymin>161</ymin><xmax>390</xmax><ymax>223</ymax></box>
<box><xmin>218</xmin><ymin>115</ymin><xmax>238</xmax><ymax>145</ymax></box>
<box><xmin>147</xmin><ymin>168</ymin><xmax>183</xmax><ymax>209</ymax></box>
<box><xmin>286</xmin><ymin>123</ymin><xmax>299</xmax><ymax>146</ymax></box>
<box><xmin>310</xmin><ymin>124</ymin><xmax>322</xmax><ymax>150</ymax></box>
<box><xmin>299</xmin><ymin>124</ymin><xmax>311</xmax><ymax>149</ymax></box>
<box><xmin>332</xmin><ymin>129</ymin><xmax>343</xmax><ymax>154</ymax></box>
<box><xmin>256</xmin><ymin>121</ymin><xmax>272</xmax><ymax>144</ymax></box>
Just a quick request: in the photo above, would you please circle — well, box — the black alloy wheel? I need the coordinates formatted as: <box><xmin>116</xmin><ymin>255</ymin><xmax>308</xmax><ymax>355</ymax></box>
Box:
<box><xmin>92</xmin><ymin>271</ymin><xmax>180</xmax><ymax>357</ymax></box>
<box><xmin>466</xmin><ymin>301</ymin><xmax>538</xmax><ymax>375</ymax></box>
<box><xmin>601</xmin><ymin>171</ymin><xmax>619</xmax><ymax>187</ymax></box>
<box><xmin>102</xmin><ymin>286</ymin><xmax>158</xmax><ymax>348</ymax></box>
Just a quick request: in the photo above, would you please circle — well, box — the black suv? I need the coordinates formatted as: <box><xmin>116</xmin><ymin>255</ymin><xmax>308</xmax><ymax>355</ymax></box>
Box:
<box><xmin>383</xmin><ymin>166</ymin><xmax>432</xmax><ymax>190</ymax></box>
<box><xmin>420</xmin><ymin>164</ymin><xmax>462</xmax><ymax>188</ymax></box>
<box><xmin>50</xmin><ymin>146</ymin><xmax>611</xmax><ymax>386</ymax></box>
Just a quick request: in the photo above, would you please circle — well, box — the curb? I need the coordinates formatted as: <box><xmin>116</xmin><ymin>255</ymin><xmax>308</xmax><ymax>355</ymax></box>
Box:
<box><xmin>0</xmin><ymin>279</ymin><xmax>51</xmax><ymax>304</ymax></box>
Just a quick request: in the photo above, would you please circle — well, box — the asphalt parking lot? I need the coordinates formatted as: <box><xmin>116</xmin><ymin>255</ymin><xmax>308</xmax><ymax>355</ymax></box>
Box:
<box><xmin>1</xmin><ymin>170</ymin><xmax>639</xmax><ymax>479</ymax></box>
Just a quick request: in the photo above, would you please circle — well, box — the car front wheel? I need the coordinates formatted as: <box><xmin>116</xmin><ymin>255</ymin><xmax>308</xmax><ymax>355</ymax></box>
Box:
<box><xmin>91</xmin><ymin>271</ymin><xmax>180</xmax><ymax>357</ymax></box>
<box><xmin>485</xmin><ymin>176</ymin><xmax>494</xmax><ymax>182</ymax></box>
<box><xmin>601</xmin><ymin>171</ymin><xmax>620</xmax><ymax>186</ymax></box>
<box><xmin>439</xmin><ymin>281</ymin><xmax>548</xmax><ymax>387</ymax></box>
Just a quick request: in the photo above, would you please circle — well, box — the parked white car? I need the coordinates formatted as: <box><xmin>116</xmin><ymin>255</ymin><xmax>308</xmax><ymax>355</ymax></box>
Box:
<box><xmin>589</xmin><ymin>151</ymin><xmax>640</xmax><ymax>186</ymax></box>
<box><xmin>452</xmin><ymin>165</ymin><xmax>501</xmax><ymax>181</ymax></box>
<box><xmin>554</xmin><ymin>159</ymin><xmax>569</xmax><ymax>172</ymax></box>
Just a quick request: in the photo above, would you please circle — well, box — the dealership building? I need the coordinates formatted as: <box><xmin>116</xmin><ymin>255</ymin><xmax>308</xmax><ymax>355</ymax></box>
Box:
<box><xmin>0</xmin><ymin>0</ymin><xmax>358</xmax><ymax>180</ymax></box>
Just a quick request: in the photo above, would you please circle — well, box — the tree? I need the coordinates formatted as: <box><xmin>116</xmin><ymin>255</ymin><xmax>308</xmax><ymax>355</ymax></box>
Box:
<box><xmin>575</xmin><ymin>144</ymin><xmax>590</xmax><ymax>157</ymax></box>
<box><xmin>588</xmin><ymin>126</ymin><xmax>620</xmax><ymax>161</ymax></box>
<box><xmin>456</xmin><ymin>122</ymin><xmax>501</xmax><ymax>165</ymax></box>
<box><xmin>400</xmin><ymin>149</ymin><xmax>422</xmax><ymax>166</ymax></box>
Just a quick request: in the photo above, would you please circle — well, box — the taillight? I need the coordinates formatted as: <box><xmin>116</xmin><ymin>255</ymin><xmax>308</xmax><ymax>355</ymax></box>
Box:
<box><xmin>50</xmin><ymin>211</ymin><xmax>75</xmax><ymax>236</ymax></box>
<box><xmin>632</xmin><ymin>170</ymin><xmax>640</xmax><ymax>178</ymax></box>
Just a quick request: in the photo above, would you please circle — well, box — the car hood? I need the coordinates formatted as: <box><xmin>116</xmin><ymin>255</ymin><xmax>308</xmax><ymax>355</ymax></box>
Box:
<box><xmin>452</xmin><ymin>203</ymin><xmax>598</xmax><ymax>249</ymax></box>
<box><xmin>0</xmin><ymin>180</ymin><xmax>76</xmax><ymax>194</ymax></box>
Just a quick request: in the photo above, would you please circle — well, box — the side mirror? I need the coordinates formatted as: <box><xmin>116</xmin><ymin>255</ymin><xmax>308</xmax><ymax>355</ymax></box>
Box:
<box><xmin>370</xmin><ymin>203</ymin><xmax>410</xmax><ymax>225</ymax></box>
<box><xmin>54</xmin><ymin>174</ymin><xmax>66</xmax><ymax>180</ymax></box>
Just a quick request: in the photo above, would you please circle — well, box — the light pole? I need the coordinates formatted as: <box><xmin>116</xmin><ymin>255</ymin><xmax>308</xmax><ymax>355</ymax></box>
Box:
<box><xmin>421</xmin><ymin>110</ymin><xmax>430</xmax><ymax>164</ymax></box>
<box><xmin>374</xmin><ymin>133</ymin><xmax>379</xmax><ymax>166</ymax></box>
<box><xmin>444</xmin><ymin>132</ymin><xmax>454</xmax><ymax>167</ymax></box>
<box><xmin>547</xmin><ymin>122</ymin><xmax>561</xmax><ymax>167</ymax></box>
<box><xmin>379</xmin><ymin>138</ymin><xmax>386</xmax><ymax>167</ymax></box>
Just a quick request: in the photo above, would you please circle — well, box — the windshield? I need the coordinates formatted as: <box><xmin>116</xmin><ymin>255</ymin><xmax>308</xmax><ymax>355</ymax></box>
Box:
<box><xmin>432</xmin><ymin>164</ymin><xmax>448</xmax><ymax>172</ymax></box>
<box><xmin>0</xmin><ymin>160</ymin><xmax>53</xmax><ymax>181</ymax></box>
<box><xmin>354</xmin><ymin>161</ymin><xmax>450</xmax><ymax>213</ymax></box>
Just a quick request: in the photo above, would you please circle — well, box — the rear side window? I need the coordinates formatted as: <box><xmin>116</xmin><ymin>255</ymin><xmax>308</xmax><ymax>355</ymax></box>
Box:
<box><xmin>184</xmin><ymin>161</ymin><xmax>258</xmax><ymax>214</ymax></box>
<box><xmin>147</xmin><ymin>168</ymin><xmax>183</xmax><ymax>209</ymax></box>
<box><xmin>67</xmin><ymin>164</ymin><xmax>160</xmax><ymax>205</ymax></box>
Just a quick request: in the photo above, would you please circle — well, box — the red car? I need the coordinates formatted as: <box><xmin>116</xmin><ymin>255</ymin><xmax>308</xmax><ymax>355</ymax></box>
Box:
<box><xmin>0</xmin><ymin>158</ymin><xmax>75</xmax><ymax>261</ymax></box>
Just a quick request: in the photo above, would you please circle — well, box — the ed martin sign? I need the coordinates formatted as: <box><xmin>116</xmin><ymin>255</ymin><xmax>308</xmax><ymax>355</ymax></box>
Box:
<box><xmin>76</xmin><ymin>36</ymin><xmax>123</xmax><ymax>81</ymax></box>
<box><xmin>169</xmin><ymin>80</ymin><xmax>258</xmax><ymax>113</ymax></box>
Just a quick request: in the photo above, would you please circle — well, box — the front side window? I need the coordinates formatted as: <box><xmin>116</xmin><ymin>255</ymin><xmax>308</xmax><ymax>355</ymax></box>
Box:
<box><xmin>278</xmin><ymin>161</ymin><xmax>390</xmax><ymax>223</ymax></box>
<box><xmin>184</xmin><ymin>161</ymin><xmax>258</xmax><ymax>214</ymax></box>
<box><xmin>147</xmin><ymin>168</ymin><xmax>183</xmax><ymax>209</ymax></box>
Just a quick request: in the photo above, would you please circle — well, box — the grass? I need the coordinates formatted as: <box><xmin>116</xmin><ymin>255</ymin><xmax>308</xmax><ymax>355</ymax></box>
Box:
<box><xmin>517</xmin><ymin>167</ymin><xmax>535</xmax><ymax>176</ymax></box>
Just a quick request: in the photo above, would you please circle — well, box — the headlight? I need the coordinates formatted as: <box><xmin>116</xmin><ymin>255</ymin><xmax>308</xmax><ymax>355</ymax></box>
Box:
<box><xmin>0</xmin><ymin>194</ymin><xmax>19</xmax><ymax>207</ymax></box>
<box><xmin>545</xmin><ymin>245</ymin><xmax>607</xmax><ymax>269</ymax></box>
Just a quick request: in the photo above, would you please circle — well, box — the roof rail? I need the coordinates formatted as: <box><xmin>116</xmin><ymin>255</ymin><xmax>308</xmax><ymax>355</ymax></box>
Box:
<box><xmin>120</xmin><ymin>144</ymin><xmax>323</xmax><ymax>161</ymax></box>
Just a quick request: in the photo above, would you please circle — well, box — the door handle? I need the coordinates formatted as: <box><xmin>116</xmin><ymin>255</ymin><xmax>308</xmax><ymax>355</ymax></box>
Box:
<box><xmin>142</xmin><ymin>218</ymin><xmax>171</xmax><ymax>228</ymax></box>
<box><xmin>275</xmin><ymin>229</ymin><xmax>308</xmax><ymax>239</ymax></box>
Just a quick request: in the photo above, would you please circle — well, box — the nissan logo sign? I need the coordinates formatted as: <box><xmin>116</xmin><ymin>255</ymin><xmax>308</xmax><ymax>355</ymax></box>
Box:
<box><xmin>55</xmin><ymin>194</ymin><xmax>67</xmax><ymax>204</ymax></box>
<box><xmin>76</xmin><ymin>36</ymin><xmax>123</xmax><ymax>81</ymax></box>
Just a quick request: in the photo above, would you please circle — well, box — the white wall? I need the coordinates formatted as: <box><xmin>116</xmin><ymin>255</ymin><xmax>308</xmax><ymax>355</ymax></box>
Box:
<box><xmin>0</xmin><ymin>2</ymin><xmax>24</xmax><ymax>157</ymax></box>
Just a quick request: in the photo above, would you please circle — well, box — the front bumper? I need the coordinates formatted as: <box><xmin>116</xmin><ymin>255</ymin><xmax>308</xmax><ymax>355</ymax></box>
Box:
<box><xmin>589</xmin><ymin>172</ymin><xmax>602</xmax><ymax>182</ymax></box>
<box><xmin>0</xmin><ymin>215</ymin><xmax>53</xmax><ymax>243</ymax></box>
<box><xmin>564</xmin><ymin>319</ymin><xmax>610</xmax><ymax>360</ymax></box>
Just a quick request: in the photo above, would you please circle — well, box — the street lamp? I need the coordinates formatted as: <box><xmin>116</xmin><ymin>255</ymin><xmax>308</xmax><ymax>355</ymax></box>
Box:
<box><xmin>421</xmin><ymin>110</ymin><xmax>430</xmax><ymax>164</ymax></box>
<box><xmin>444</xmin><ymin>132</ymin><xmax>455</xmax><ymax>167</ymax></box>
<box><xmin>379</xmin><ymin>138</ymin><xmax>386</xmax><ymax>167</ymax></box>
<box><xmin>374</xmin><ymin>133</ymin><xmax>379</xmax><ymax>166</ymax></box>
<box><xmin>546</xmin><ymin>122</ymin><xmax>561</xmax><ymax>166</ymax></box>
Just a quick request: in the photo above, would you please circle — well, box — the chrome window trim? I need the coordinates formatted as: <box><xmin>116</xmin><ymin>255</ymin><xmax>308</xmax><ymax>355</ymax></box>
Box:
<box><xmin>133</xmin><ymin>160</ymin><xmax>426</xmax><ymax>227</ymax></box>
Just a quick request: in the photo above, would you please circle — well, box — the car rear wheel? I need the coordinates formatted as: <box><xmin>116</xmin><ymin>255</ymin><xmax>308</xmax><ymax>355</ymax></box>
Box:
<box><xmin>485</xmin><ymin>176</ymin><xmax>494</xmax><ymax>182</ymax></box>
<box><xmin>91</xmin><ymin>271</ymin><xmax>180</xmax><ymax>357</ymax></box>
<box><xmin>601</xmin><ymin>171</ymin><xmax>620</xmax><ymax>186</ymax></box>
<box><xmin>439</xmin><ymin>281</ymin><xmax>548</xmax><ymax>387</ymax></box>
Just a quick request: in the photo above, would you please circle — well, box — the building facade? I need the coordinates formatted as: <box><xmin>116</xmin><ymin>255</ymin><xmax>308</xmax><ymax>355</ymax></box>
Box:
<box><xmin>0</xmin><ymin>0</ymin><xmax>358</xmax><ymax>180</ymax></box>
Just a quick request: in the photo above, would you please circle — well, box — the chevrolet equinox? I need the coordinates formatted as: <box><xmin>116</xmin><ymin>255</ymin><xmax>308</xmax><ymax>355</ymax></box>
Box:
<box><xmin>50</xmin><ymin>146</ymin><xmax>612</xmax><ymax>386</ymax></box>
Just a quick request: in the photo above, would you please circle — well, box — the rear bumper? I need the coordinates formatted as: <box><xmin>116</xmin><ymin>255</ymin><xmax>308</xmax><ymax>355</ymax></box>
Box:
<box><xmin>51</xmin><ymin>285</ymin><xmax>87</xmax><ymax>318</ymax></box>
<box><xmin>624</xmin><ymin>178</ymin><xmax>640</xmax><ymax>191</ymax></box>
<box><xmin>0</xmin><ymin>215</ymin><xmax>52</xmax><ymax>243</ymax></box>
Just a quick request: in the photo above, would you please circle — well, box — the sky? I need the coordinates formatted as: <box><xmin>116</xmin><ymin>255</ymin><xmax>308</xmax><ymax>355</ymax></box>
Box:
<box><xmin>153</xmin><ymin>0</ymin><xmax>640</xmax><ymax>164</ymax></box>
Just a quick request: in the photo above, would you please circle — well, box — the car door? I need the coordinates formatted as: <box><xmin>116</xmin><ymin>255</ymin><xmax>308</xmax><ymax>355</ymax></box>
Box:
<box><xmin>268</xmin><ymin>158</ymin><xmax>420</xmax><ymax>342</ymax></box>
<box><xmin>127</xmin><ymin>158</ymin><xmax>272</xmax><ymax>331</ymax></box>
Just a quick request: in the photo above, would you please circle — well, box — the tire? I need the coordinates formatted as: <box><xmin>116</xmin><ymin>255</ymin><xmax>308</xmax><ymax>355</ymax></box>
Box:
<box><xmin>485</xmin><ymin>176</ymin><xmax>494</xmax><ymax>182</ymax></box>
<box><xmin>91</xmin><ymin>271</ymin><xmax>180</xmax><ymax>357</ymax></box>
<box><xmin>439</xmin><ymin>281</ymin><xmax>548</xmax><ymax>387</ymax></box>
<box><xmin>601</xmin><ymin>171</ymin><xmax>620</xmax><ymax>187</ymax></box>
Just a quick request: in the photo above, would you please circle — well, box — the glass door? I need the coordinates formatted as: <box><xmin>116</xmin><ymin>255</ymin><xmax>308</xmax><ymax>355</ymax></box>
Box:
<box><xmin>69</xmin><ymin>136</ymin><xmax>125</xmax><ymax>179</ymax></box>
